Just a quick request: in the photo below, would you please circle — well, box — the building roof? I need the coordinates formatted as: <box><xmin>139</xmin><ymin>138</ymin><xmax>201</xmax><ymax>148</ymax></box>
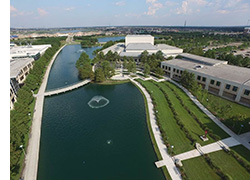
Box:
<box><xmin>102</xmin><ymin>43</ymin><xmax>125</xmax><ymax>55</ymax></box>
<box><xmin>126</xmin><ymin>35</ymin><xmax>153</xmax><ymax>38</ymax></box>
<box><xmin>162</xmin><ymin>59</ymin><xmax>250</xmax><ymax>86</ymax></box>
<box><xmin>126</xmin><ymin>43</ymin><xmax>157</xmax><ymax>51</ymax></box>
<box><xmin>10</xmin><ymin>44</ymin><xmax>51</xmax><ymax>58</ymax></box>
<box><xmin>156</xmin><ymin>44</ymin><xmax>183</xmax><ymax>51</ymax></box>
<box><xmin>180</xmin><ymin>53</ymin><xmax>228</xmax><ymax>66</ymax></box>
<box><xmin>10</xmin><ymin>58</ymin><xmax>34</xmax><ymax>78</ymax></box>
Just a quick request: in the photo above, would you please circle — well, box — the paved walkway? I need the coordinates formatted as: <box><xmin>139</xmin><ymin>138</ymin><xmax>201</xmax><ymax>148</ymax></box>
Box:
<box><xmin>22</xmin><ymin>45</ymin><xmax>66</xmax><ymax>180</ymax></box>
<box><xmin>130</xmin><ymin>78</ymin><xmax>182</xmax><ymax>180</ymax></box>
<box><xmin>173</xmin><ymin>137</ymin><xmax>240</xmax><ymax>161</ymax></box>
<box><xmin>166</xmin><ymin>78</ymin><xmax>250</xmax><ymax>151</ymax></box>
<box><xmin>44</xmin><ymin>79</ymin><xmax>90</xmax><ymax>96</ymax></box>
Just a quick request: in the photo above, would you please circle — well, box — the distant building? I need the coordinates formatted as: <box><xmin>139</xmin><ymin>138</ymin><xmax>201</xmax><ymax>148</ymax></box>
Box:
<box><xmin>10</xmin><ymin>44</ymin><xmax>51</xmax><ymax>60</ymax></box>
<box><xmin>161</xmin><ymin>53</ymin><xmax>250</xmax><ymax>106</ymax></box>
<box><xmin>10</xmin><ymin>58</ymin><xmax>34</xmax><ymax>109</ymax></box>
<box><xmin>102</xmin><ymin>35</ymin><xmax>183</xmax><ymax>63</ymax></box>
<box><xmin>244</xmin><ymin>27</ymin><xmax>250</xmax><ymax>34</ymax></box>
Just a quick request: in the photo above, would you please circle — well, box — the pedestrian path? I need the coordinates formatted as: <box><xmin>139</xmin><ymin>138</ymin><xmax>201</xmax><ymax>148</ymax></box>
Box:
<box><xmin>130</xmin><ymin>78</ymin><xmax>182</xmax><ymax>180</ymax></box>
<box><xmin>44</xmin><ymin>79</ymin><xmax>90</xmax><ymax>96</ymax></box>
<box><xmin>22</xmin><ymin>45</ymin><xmax>66</xmax><ymax>180</ymax></box>
<box><xmin>173</xmin><ymin>137</ymin><xmax>240</xmax><ymax>161</ymax></box>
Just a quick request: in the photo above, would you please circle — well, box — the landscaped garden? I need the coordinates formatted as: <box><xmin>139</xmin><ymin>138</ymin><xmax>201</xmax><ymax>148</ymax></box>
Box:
<box><xmin>135</xmin><ymin>78</ymin><xmax>250</xmax><ymax>180</ymax></box>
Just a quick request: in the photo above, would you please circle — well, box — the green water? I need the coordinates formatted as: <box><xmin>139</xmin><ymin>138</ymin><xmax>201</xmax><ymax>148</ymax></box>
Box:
<box><xmin>37</xmin><ymin>45</ymin><xmax>165</xmax><ymax>179</ymax></box>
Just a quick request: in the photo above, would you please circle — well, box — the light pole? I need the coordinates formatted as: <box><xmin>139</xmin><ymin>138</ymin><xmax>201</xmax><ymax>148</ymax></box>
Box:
<box><xmin>238</xmin><ymin>124</ymin><xmax>244</xmax><ymax>135</ymax></box>
<box><xmin>171</xmin><ymin>145</ymin><xmax>174</xmax><ymax>155</ymax></box>
<box><xmin>20</xmin><ymin>145</ymin><xmax>26</xmax><ymax>156</ymax></box>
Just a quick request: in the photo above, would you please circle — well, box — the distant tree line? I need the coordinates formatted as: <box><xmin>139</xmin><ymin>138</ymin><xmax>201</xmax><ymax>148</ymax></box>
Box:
<box><xmin>73</xmin><ymin>36</ymin><xmax>98</xmax><ymax>48</ymax></box>
<box><xmin>10</xmin><ymin>37</ymin><xmax>65</xmax><ymax>180</ymax></box>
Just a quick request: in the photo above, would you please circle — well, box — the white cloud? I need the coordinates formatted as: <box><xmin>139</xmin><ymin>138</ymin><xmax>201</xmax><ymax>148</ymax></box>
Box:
<box><xmin>165</xmin><ymin>1</ymin><xmax>179</xmax><ymax>6</ymax></box>
<box><xmin>10</xmin><ymin>5</ymin><xmax>17</xmax><ymax>13</ymax></box>
<box><xmin>217</xmin><ymin>9</ymin><xmax>229</xmax><ymax>14</ymax></box>
<box><xmin>10</xmin><ymin>5</ymin><xmax>33</xmax><ymax>17</ymax></box>
<box><xmin>145</xmin><ymin>0</ymin><xmax>163</xmax><ymax>15</ymax></box>
<box><xmin>65</xmin><ymin>7</ymin><xmax>75</xmax><ymax>11</ymax></box>
<box><xmin>37</xmin><ymin>8</ymin><xmax>48</xmax><ymax>16</ymax></box>
<box><xmin>177</xmin><ymin>1</ymin><xmax>189</xmax><ymax>14</ymax></box>
<box><xmin>115</xmin><ymin>1</ymin><xmax>126</xmax><ymax>6</ymax></box>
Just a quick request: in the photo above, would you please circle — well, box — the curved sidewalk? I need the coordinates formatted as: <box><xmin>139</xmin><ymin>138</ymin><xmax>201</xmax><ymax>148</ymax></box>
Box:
<box><xmin>22</xmin><ymin>45</ymin><xmax>66</xmax><ymax>180</ymax></box>
<box><xmin>130</xmin><ymin>78</ymin><xmax>182</xmax><ymax>180</ymax></box>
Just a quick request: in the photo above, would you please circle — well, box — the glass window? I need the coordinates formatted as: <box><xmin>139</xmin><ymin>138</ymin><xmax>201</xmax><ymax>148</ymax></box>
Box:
<box><xmin>232</xmin><ymin>86</ymin><xmax>238</xmax><ymax>92</ymax></box>
<box><xmin>177</xmin><ymin>69</ymin><xmax>179</xmax><ymax>73</ymax></box>
<box><xmin>180</xmin><ymin>70</ymin><xmax>183</xmax><ymax>74</ymax></box>
<box><xmin>244</xmin><ymin>89</ymin><xmax>250</xmax><ymax>96</ymax></box>
<box><xmin>168</xmin><ymin>67</ymin><xmax>171</xmax><ymax>70</ymax></box>
<box><xmin>197</xmin><ymin>76</ymin><xmax>201</xmax><ymax>80</ymax></box>
<box><xmin>173</xmin><ymin>68</ymin><xmax>176</xmax><ymax>72</ymax></box>
<box><xmin>210</xmin><ymin>80</ymin><xmax>215</xmax><ymax>85</ymax></box>
<box><xmin>202</xmin><ymin>77</ymin><xmax>206</xmax><ymax>82</ymax></box>
<box><xmin>225</xmin><ymin>84</ymin><xmax>231</xmax><ymax>90</ymax></box>
<box><xmin>216</xmin><ymin>81</ymin><xmax>221</xmax><ymax>86</ymax></box>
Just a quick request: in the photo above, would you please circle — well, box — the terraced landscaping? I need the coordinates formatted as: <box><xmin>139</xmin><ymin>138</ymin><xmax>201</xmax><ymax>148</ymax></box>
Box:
<box><xmin>135</xmin><ymin>78</ymin><xmax>250</xmax><ymax>180</ymax></box>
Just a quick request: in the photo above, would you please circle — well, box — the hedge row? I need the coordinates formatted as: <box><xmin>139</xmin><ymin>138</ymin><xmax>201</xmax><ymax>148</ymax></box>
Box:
<box><xmin>153</xmin><ymin>82</ymin><xmax>196</xmax><ymax>146</ymax></box>
<box><xmin>135</xmin><ymin>80</ymin><xmax>172</xmax><ymax>154</ymax></box>
<box><xmin>163</xmin><ymin>82</ymin><xmax>221</xmax><ymax>141</ymax></box>
<box><xmin>10</xmin><ymin>37</ymin><xmax>65</xmax><ymax>180</ymax></box>
<box><xmin>228</xmin><ymin>151</ymin><xmax>250</xmax><ymax>173</ymax></box>
<box><xmin>203</xmin><ymin>154</ymin><xmax>231</xmax><ymax>180</ymax></box>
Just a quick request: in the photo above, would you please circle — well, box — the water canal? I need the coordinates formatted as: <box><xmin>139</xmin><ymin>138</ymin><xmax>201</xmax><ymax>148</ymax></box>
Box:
<box><xmin>37</xmin><ymin>40</ymin><xmax>164</xmax><ymax>179</ymax></box>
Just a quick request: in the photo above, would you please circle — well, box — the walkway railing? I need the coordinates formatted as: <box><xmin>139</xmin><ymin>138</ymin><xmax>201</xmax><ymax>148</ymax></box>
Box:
<box><xmin>44</xmin><ymin>79</ymin><xmax>90</xmax><ymax>96</ymax></box>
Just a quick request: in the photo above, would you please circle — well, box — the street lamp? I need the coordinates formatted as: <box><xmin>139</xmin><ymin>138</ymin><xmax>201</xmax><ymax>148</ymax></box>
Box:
<box><xmin>20</xmin><ymin>145</ymin><xmax>26</xmax><ymax>156</ymax></box>
<box><xmin>171</xmin><ymin>145</ymin><xmax>174</xmax><ymax>155</ymax></box>
<box><xmin>238</xmin><ymin>124</ymin><xmax>244</xmax><ymax>135</ymax></box>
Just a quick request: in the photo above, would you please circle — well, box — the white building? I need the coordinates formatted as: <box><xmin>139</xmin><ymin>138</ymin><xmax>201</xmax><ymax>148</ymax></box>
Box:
<box><xmin>102</xmin><ymin>35</ymin><xmax>183</xmax><ymax>61</ymax></box>
<box><xmin>10</xmin><ymin>44</ymin><xmax>51</xmax><ymax>60</ymax></box>
<box><xmin>10</xmin><ymin>58</ymin><xmax>34</xmax><ymax>109</ymax></box>
<box><xmin>161</xmin><ymin>53</ymin><xmax>250</xmax><ymax>106</ymax></box>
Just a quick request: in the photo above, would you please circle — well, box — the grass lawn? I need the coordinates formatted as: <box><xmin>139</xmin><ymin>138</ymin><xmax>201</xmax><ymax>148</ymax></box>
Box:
<box><xmin>198</xmin><ymin>90</ymin><xmax>250</xmax><ymax>134</ymax></box>
<box><xmin>137</xmin><ymin>79</ymin><xmax>195</xmax><ymax>154</ymax></box>
<box><xmin>182</xmin><ymin>156</ymin><xmax>221</xmax><ymax>180</ymax></box>
<box><xmin>158</xmin><ymin>82</ymin><xmax>215</xmax><ymax>146</ymax></box>
<box><xmin>164</xmin><ymin>81</ymin><xmax>229</xmax><ymax>139</ymax></box>
<box><xmin>209</xmin><ymin>151</ymin><xmax>250</xmax><ymax>180</ymax></box>
<box><xmin>131</xmin><ymin>81</ymin><xmax>172</xmax><ymax>180</ymax></box>
<box><xmin>231</xmin><ymin>145</ymin><xmax>250</xmax><ymax>163</ymax></box>
<box><xmin>95</xmin><ymin>79</ymin><xmax>130</xmax><ymax>85</ymax></box>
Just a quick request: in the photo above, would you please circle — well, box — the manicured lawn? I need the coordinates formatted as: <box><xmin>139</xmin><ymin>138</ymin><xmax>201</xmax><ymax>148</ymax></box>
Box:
<box><xmin>231</xmin><ymin>145</ymin><xmax>250</xmax><ymax>163</ymax></box>
<box><xmin>137</xmin><ymin>79</ymin><xmax>194</xmax><ymax>154</ymax></box>
<box><xmin>182</xmin><ymin>156</ymin><xmax>221</xmax><ymax>180</ymax></box>
<box><xmin>158</xmin><ymin>82</ymin><xmax>215</xmax><ymax>146</ymax></box>
<box><xmin>209</xmin><ymin>151</ymin><xmax>250</xmax><ymax>180</ymax></box>
<box><xmin>164</xmin><ymin>81</ymin><xmax>229</xmax><ymax>139</ymax></box>
<box><xmin>198</xmin><ymin>90</ymin><xmax>250</xmax><ymax>134</ymax></box>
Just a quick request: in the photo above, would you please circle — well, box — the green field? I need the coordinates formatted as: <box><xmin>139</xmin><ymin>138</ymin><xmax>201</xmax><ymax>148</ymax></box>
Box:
<box><xmin>182</xmin><ymin>156</ymin><xmax>221</xmax><ymax>180</ymax></box>
<box><xmin>136</xmin><ymin>79</ymin><xmax>250</xmax><ymax>179</ymax></box>
<box><xmin>209</xmin><ymin>151</ymin><xmax>250</xmax><ymax>180</ymax></box>
<box><xmin>198</xmin><ymin>90</ymin><xmax>250</xmax><ymax>134</ymax></box>
<box><xmin>163</xmin><ymin>81</ymin><xmax>229</xmax><ymax>139</ymax></box>
<box><xmin>137</xmin><ymin>79</ymin><xmax>194</xmax><ymax>154</ymax></box>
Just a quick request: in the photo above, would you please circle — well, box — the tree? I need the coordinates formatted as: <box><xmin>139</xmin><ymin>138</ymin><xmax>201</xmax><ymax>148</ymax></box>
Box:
<box><xmin>144</xmin><ymin>63</ymin><xmax>150</xmax><ymax>76</ymax></box>
<box><xmin>95</xmin><ymin>68</ymin><xmax>105</xmax><ymax>82</ymax></box>
<box><xmin>126</xmin><ymin>59</ymin><xmax>136</xmax><ymax>74</ymax></box>
<box><xmin>155</xmin><ymin>67</ymin><xmax>164</xmax><ymax>76</ymax></box>
<box><xmin>156</xmin><ymin>50</ymin><xmax>164</xmax><ymax>61</ymax></box>
<box><xmin>232</xmin><ymin>114</ymin><xmax>246</xmax><ymax>129</ymax></box>
<box><xmin>180</xmin><ymin>70</ymin><xmax>198</xmax><ymax>92</ymax></box>
<box><xmin>140</xmin><ymin>50</ymin><xmax>149</xmax><ymax>64</ymax></box>
<box><xmin>101</xmin><ymin>60</ymin><xmax>115</xmax><ymax>79</ymax></box>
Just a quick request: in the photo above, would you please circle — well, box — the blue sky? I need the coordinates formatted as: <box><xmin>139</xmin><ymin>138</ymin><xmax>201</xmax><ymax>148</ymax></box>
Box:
<box><xmin>10</xmin><ymin>0</ymin><xmax>250</xmax><ymax>28</ymax></box>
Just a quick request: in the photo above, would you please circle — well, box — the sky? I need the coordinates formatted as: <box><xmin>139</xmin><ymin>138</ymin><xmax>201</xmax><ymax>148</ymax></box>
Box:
<box><xmin>10</xmin><ymin>0</ymin><xmax>250</xmax><ymax>28</ymax></box>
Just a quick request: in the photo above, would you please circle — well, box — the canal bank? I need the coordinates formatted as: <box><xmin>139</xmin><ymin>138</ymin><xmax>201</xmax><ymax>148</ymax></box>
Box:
<box><xmin>36</xmin><ymin>44</ymin><xmax>165</xmax><ymax>179</ymax></box>
<box><xmin>22</xmin><ymin>44</ymin><xmax>66</xmax><ymax>180</ymax></box>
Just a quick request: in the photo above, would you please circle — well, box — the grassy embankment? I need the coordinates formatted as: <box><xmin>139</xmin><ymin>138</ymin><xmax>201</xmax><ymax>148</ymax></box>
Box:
<box><xmin>136</xmin><ymin>79</ymin><xmax>250</xmax><ymax>179</ymax></box>
<box><xmin>197</xmin><ymin>92</ymin><xmax>250</xmax><ymax>134</ymax></box>
<box><xmin>131</xmin><ymin>80</ymin><xmax>172</xmax><ymax>180</ymax></box>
